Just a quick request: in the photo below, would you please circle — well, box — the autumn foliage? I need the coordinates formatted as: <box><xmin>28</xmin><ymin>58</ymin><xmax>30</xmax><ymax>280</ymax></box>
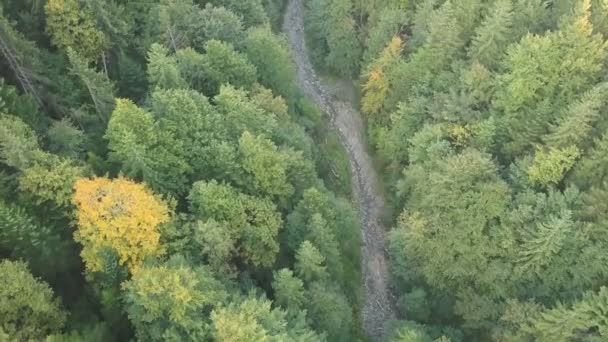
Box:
<box><xmin>73</xmin><ymin>177</ymin><xmax>169</xmax><ymax>273</ymax></box>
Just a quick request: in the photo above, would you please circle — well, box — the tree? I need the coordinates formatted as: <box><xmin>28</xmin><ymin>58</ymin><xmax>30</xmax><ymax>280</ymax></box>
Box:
<box><xmin>45</xmin><ymin>0</ymin><xmax>109</xmax><ymax>60</ymax></box>
<box><xmin>211</xmin><ymin>295</ymin><xmax>321</xmax><ymax>341</ymax></box>
<box><xmin>362</xmin><ymin>36</ymin><xmax>403</xmax><ymax>118</ymax></box>
<box><xmin>362</xmin><ymin>7</ymin><xmax>409</xmax><ymax>64</ymax></box>
<box><xmin>239</xmin><ymin>131</ymin><xmax>294</xmax><ymax>201</ymax></box>
<box><xmin>188</xmin><ymin>180</ymin><xmax>282</xmax><ymax>267</ymax></box>
<box><xmin>123</xmin><ymin>256</ymin><xmax>226</xmax><ymax>341</ymax></box>
<box><xmin>0</xmin><ymin>114</ymin><xmax>40</xmax><ymax>170</ymax></box>
<box><xmin>494</xmin><ymin>5</ymin><xmax>605</xmax><ymax>157</ymax></box>
<box><xmin>198</xmin><ymin>39</ymin><xmax>257</xmax><ymax>94</ymax></box>
<box><xmin>208</xmin><ymin>0</ymin><xmax>268</xmax><ymax>28</ymax></box>
<box><xmin>0</xmin><ymin>260</ymin><xmax>66</xmax><ymax>340</ymax></box>
<box><xmin>48</xmin><ymin>118</ymin><xmax>85</xmax><ymax>158</ymax></box>
<box><xmin>106</xmin><ymin>94</ymin><xmax>203</xmax><ymax>196</ymax></box>
<box><xmin>147</xmin><ymin>43</ymin><xmax>186</xmax><ymax>90</ymax></box>
<box><xmin>213</xmin><ymin>85</ymin><xmax>277</xmax><ymax>141</ymax></box>
<box><xmin>19</xmin><ymin>153</ymin><xmax>87</xmax><ymax>208</ymax></box>
<box><xmin>0</xmin><ymin>201</ymin><xmax>70</xmax><ymax>278</ymax></box>
<box><xmin>105</xmin><ymin>99</ymin><xmax>157</xmax><ymax>179</ymax></box>
<box><xmin>68</xmin><ymin>48</ymin><xmax>116</xmax><ymax>123</ymax></box>
<box><xmin>193</xmin><ymin>4</ymin><xmax>245</xmax><ymax>48</ymax></box>
<box><xmin>529</xmin><ymin>286</ymin><xmax>608</xmax><ymax>341</ymax></box>
<box><xmin>323</xmin><ymin>0</ymin><xmax>362</xmax><ymax>77</ymax></box>
<box><xmin>305</xmin><ymin>281</ymin><xmax>354</xmax><ymax>341</ymax></box>
<box><xmin>469</xmin><ymin>0</ymin><xmax>514</xmax><ymax>69</ymax></box>
<box><xmin>272</xmin><ymin>269</ymin><xmax>306</xmax><ymax>313</ymax></box>
<box><xmin>72</xmin><ymin>176</ymin><xmax>169</xmax><ymax>273</ymax></box>
<box><xmin>295</xmin><ymin>241</ymin><xmax>328</xmax><ymax>282</ymax></box>
<box><xmin>570</xmin><ymin>131</ymin><xmax>608</xmax><ymax>189</ymax></box>
<box><xmin>243</xmin><ymin>26</ymin><xmax>296</xmax><ymax>100</ymax></box>
<box><xmin>543</xmin><ymin>82</ymin><xmax>608</xmax><ymax>150</ymax></box>
<box><xmin>527</xmin><ymin>146</ymin><xmax>580</xmax><ymax>186</ymax></box>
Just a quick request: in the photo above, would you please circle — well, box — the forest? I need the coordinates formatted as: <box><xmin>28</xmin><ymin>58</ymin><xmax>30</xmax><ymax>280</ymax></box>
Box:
<box><xmin>2</xmin><ymin>0</ymin><xmax>608</xmax><ymax>341</ymax></box>
<box><xmin>0</xmin><ymin>0</ymin><xmax>362</xmax><ymax>340</ymax></box>
<box><xmin>304</xmin><ymin>0</ymin><xmax>608</xmax><ymax>340</ymax></box>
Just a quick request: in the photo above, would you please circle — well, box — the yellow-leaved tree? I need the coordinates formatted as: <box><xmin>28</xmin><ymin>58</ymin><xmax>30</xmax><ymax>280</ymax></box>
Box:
<box><xmin>73</xmin><ymin>177</ymin><xmax>169</xmax><ymax>273</ymax></box>
<box><xmin>361</xmin><ymin>36</ymin><xmax>404</xmax><ymax>118</ymax></box>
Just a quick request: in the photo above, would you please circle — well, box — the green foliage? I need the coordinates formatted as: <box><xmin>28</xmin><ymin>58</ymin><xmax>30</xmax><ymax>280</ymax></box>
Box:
<box><xmin>48</xmin><ymin>118</ymin><xmax>85</xmax><ymax>158</ymax></box>
<box><xmin>198</xmin><ymin>39</ymin><xmax>257</xmax><ymax>94</ymax></box>
<box><xmin>147</xmin><ymin>43</ymin><xmax>186</xmax><ymax>90</ymax></box>
<box><xmin>527</xmin><ymin>146</ymin><xmax>580</xmax><ymax>186</ymax></box>
<box><xmin>210</xmin><ymin>295</ymin><xmax>322</xmax><ymax>341</ymax></box>
<box><xmin>0</xmin><ymin>1</ymin><xmax>363</xmax><ymax>339</ymax></box>
<box><xmin>305</xmin><ymin>0</ymin><xmax>362</xmax><ymax>77</ymax></box>
<box><xmin>208</xmin><ymin>0</ymin><xmax>268</xmax><ymax>28</ymax></box>
<box><xmin>45</xmin><ymin>0</ymin><xmax>109</xmax><ymax>60</ymax></box>
<box><xmin>67</xmin><ymin>49</ymin><xmax>116</xmax><ymax>123</ymax></box>
<box><xmin>469</xmin><ymin>0</ymin><xmax>514</xmax><ymax>69</ymax></box>
<box><xmin>0</xmin><ymin>201</ymin><xmax>69</xmax><ymax>277</ymax></box>
<box><xmin>243</xmin><ymin>26</ymin><xmax>296</xmax><ymax>100</ymax></box>
<box><xmin>188</xmin><ymin>180</ymin><xmax>282</xmax><ymax>267</ymax></box>
<box><xmin>295</xmin><ymin>240</ymin><xmax>328</xmax><ymax>282</ymax></box>
<box><xmin>0</xmin><ymin>260</ymin><xmax>66</xmax><ymax>340</ymax></box>
<box><xmin>123</xmin><ymin>256</ymin><xmax>227</xmax><ymax>341</ymax></box>
<box><xmin>0</xmin><ymin>114</ymin><xmax>40</xmax><ymax>170</ymax></box>
<box><xmin>19</xmin><ymin>153</ymin><xmax>87</xmax><ymax>208</ymax></box>
<box><xmin>272</xmin><ymin>268</ymin><xmax>306</xmax><ymax>312</ymax></box>
<box><xmin>494</xmin><ymin>10</ymin><xmax>605</xmax><ymax>156</ymax></box>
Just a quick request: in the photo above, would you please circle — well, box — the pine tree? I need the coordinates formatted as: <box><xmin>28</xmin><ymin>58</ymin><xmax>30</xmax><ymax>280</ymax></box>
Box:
<box><xmin>67</xmin><ymin>49</ymin><xmax>115</xmax><ymax>123</ymax></box>
<box><xmin>544</xmin><ymin>82</ymin><xmax>608</xmax><ymax>150</ymax></box>
<box><xmin>362</xmin><ymin>36</ymin><xmax>403</xmax><ymax>118</ymax></box>
<box><xmin>469</xmin><ymin>0</ymin><xmax>514</xmax><ymax>69</ymax></box>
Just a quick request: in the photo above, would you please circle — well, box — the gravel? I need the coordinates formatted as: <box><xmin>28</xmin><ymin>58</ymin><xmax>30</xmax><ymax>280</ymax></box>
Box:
<box><xmin>283</xmin><ymin>1</ymin><xmax>396</xmax><ymax>340</ymax></box>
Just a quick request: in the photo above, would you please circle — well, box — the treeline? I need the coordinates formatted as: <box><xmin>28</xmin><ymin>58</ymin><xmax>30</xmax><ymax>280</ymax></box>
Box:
<box><xmin>306</xmin><ymin>0</ymin><xmax>608</xmax><ymax>341</ymax></box>
<box><xmin>0</xmin><ymin>0</ymin><xmax>362</xmax><ymax>340</ymax></box>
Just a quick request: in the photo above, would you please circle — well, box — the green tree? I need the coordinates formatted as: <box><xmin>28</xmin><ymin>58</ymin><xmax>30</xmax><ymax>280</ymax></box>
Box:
<box><xmin>543</xmin><ymin>82</ymin><xmax>608</xmax><ymax>150</ymax></box>
<box><xmin>272</xmin><ymin>268</ymin><xmax>306</xmax><ymax>313</ymax></box>
<box><xmin>208</xmin><ymin>0</ymin><xmax>268</xmax><ymax>28</ymax></box>
<box><xmin>239</xmin><ymin>131</ymin><xmax>294</xmax><ymax>202</ymax></box>
<box><xmin>469</xmin><ymin>0</ymin><xmax>514</xmax><ymax>69</ymax></box>
<box><xmin>123</xmin><ymin>256</ymin><xmax>227</xmax><ymax>341</ymax></box>
<box><xmin>188</xmin><ymin>180</ymin><xmax>282</xmax><ymax>267</ymax></box>
<box><xmin>147</xmin><ymin>43</ymin><xmax>186</xmax><ymax>90</ymax></box>
<box><xmin>0</xmin><ymin>114</ymin><xmax>40</xmax><ymax>170</ymax></box>
<box><xmin>243</xmin><ymin>26</ymin><xmax>296</xmax><ymax>100</ymax></box>
<box><xmin>0</xmin><ymin>260</ymin><xmax>66</xmax><ymax>340</ymax></box>
<box><xmin>19</xmin><ymin>153</ymin><xmax>87</xmax><ymax>208</ymax></box>
<box><xmin>211</xmin><ymin>295</ymin><xmax>321</xmax><ymax>341</ymax></box>
<box><xmin>295</xmin><ymin>240</ymin><xmax>328</xmax><ymax>282</ymax></box>
<box><xmin>199</xmin><ymin>39</ymin><xmax>257</xmax><ymax>95</ymax></box>
<box><xmin>45</xmin><ymin>0</ymin><xmax>109</xmax><ymax>60</ymax></box>
<box><xmin>68</xmin><ymin>48</ymin><xmax>116</xmax><ymax>123</ymax></box>
<box><xmin>0</xmin><ymin>201</ymin><xmax>70</xmax><ymax>278</ymax></box>
<box><xmin>494</xmin><ymin>6</ymin><xmax>605</xmax><ymax>157</ymax></box>
<box><xmin>527</xmin><ymin>146</ymin><xmax>580</xmax><ymax>186</ymax></box>
<box><xmin>323</xmin><ymin>0</ymin><xmax>361</xmax><ymax>77</ymax></box>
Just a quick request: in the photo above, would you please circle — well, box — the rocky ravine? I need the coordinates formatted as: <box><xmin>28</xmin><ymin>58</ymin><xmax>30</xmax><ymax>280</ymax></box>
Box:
<box><xmin>283</xmin><ymin>1</ymin><xmax>396</xmax><ymax>340</ymax></box>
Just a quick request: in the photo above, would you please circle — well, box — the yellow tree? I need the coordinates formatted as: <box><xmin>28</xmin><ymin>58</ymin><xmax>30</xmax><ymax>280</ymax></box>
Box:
<box><xmin>361</xmin><ymin>36</ymin><xmax>404</xmax><ymax>119</ymax></box>
<box><xmin>73</xmin><ymin>176</ymin><xmax>169</xmax><ymax>273</ymax></box>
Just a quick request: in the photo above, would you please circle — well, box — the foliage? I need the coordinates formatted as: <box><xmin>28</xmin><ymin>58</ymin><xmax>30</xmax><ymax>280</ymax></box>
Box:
<box><xmin>73</xmin><ymin>176</ymin><xmax>169</xmax><ymax>273</ymax></box>
<box><xmin>0</xmin><ymin>260</ymin><xmax>66</xmax><ymax>340</ymax></box>
<box><xmin>45</xmin><ymin>0</ymin><xmax>109</xmax><ymax>60</ymax></box>
<box><xmin>123</xmin><ymin>256</ymin><xmax>226</xmax><ymax>341</ymax></box>
<box><xmin>188</xmin><ymin>180</ymin><xmax>282</xmax><ymax>267</ymax></box>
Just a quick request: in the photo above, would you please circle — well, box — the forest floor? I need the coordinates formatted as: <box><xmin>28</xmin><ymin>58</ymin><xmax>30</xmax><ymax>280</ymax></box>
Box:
<box><xmin>283</xmin><ymin>1</ymin><xmax>396</xmax><ymax>340</ymax></box>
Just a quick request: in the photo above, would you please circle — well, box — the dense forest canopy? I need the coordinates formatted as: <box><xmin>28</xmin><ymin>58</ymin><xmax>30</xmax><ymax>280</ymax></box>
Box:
<box><xmin>303</xmin><ymin>0</ymin><xmax>608</xmax><ymax>340</ymax></box>
<box><xmin>3</xmin><ymin>0</ymin><xmax>608</xmax><ymax>341</ymax></box>
<box><xmin>0</xmin><ymin>0</ymin><xmax>362</xmax><ymax>340</ymax></box>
